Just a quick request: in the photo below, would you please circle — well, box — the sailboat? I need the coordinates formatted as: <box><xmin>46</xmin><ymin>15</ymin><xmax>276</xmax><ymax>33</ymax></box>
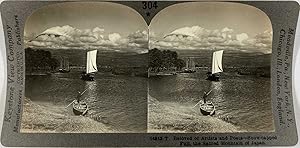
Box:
<box><xmin>207</xmin><ymin>50</ymin><xmax>224</xmax><ymax>81</ymax></box>
<box><xmin>81</xmin><ymin>50</ymin><xmax>98</xmax><ymax>81</ymax></box>
<box><xmin>183</xmin><ymin>57</ymin><xmax>196</xmax><ymax>73</ymax></box>
<box><xmin>58</xmin><ymin>57</ymin><xmax>70</xmax><ymax>73</ymax></box>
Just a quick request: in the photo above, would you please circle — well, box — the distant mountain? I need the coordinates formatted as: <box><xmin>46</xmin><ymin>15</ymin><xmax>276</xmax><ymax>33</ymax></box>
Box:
<box><xmin>164</xmin><ymin>49</ymin><xmax>271</xmax><ymax>68</ymax></box>
<box><xmin>27</xmin><ymin>48</ymin><xmax>271</xmax><ymax>68</ymax></box>
<box><xmin>30</xmin><ymin>48</ymin><xmax>149</xmax><ymax>68</ymax></box>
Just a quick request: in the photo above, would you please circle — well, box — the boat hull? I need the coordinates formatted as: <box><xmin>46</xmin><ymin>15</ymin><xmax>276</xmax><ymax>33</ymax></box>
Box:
<box><xmin>73</xmin><ymin>101</ymin><xmax>88</xmax><ymax>116</ymax></box>
<box><xmin>200</xmin><ymin>108</ymin><xmax>216</xmax><ymax>116</ymax></box>
<box><xmin>199</xmin><ymin>102</ymin><xmax>215</xmax><ymax>116</ymax></box>
<box><xmin>206</xmin><ymin>72</ymin><xmax>220</xmax><ymax>81</ymax></box>
<box><xmin>183</xmin><ymin>69</ymin><xmax>196</xmax><ymax>73</ymax></box>
<box><xmin>81</xmin><ymin>73</ymin><xmax>95</xmax><ymax>81</ymax></box>
<box><xmin>58</xmin><ymin>69</ymin><xmax>70</xmax><ymax>73</ymax></box>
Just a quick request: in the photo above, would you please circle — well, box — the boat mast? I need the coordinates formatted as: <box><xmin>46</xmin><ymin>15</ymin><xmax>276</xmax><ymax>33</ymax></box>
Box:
<box><xmin>60</xmin><ymin>57</ymin><xmax>63</xmax><ymax>69</ymax></box>
<box><xmin>211</xmin><ymin>47</ymin><xmax>218</xmax><ymax>73</ymax></box>
<box><xmin>86</xmin><ymin>48</ymin><xmax>88</xmax><ymax>74</ymax></box>
<box><xmin>186</xmin><ymin>58</ymin><xmax>189</xmax><ymax>70</ymax></box>
<box><xmin>84</xmin><ymin>45</ymin><xmax>88</xmax><ymax>73</ymax></box>
<box><xmin>63</xmin><ymin>57</ymin><xmax>66</xmax><ymax>70</ymax></box>
<box><xmin>66</xmin><ymin>58</ymin><xmax>69</xmax><ymax>71</ymax></box>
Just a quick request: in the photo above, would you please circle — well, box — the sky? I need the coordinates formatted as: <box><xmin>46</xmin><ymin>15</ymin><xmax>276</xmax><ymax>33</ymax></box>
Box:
<box><xmin>25</xmin><ymin>2</ymin><xmax>273</xmax><ymax>54</ymax></box>
<box><xmin>25</xmin><ymin>2</ymin><xmax>148</xmax><ymax>53</ymax></box>
<box><xmin>149</xmin><ymin>2</ymin><xmax>273</xmax><ymax>54</ymax></box>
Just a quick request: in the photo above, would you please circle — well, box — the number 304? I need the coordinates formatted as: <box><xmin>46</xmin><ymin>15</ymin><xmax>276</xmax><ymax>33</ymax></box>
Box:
<box><xmin>142</xmin><ymin>1</ymin><xmax>158</xmax><ymax>9</ymax></box>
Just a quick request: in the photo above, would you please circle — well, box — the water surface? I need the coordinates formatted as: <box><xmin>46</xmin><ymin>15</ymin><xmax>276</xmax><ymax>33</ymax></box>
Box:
<box><xmin>149</xmin><ymin>70</ymin><xmax>274</xmax><ymax>132</ymax></box>
<box><xmin>25</xmin><ymin>71</ymin><xmax>148</xmax><ymax>132</ymax></box>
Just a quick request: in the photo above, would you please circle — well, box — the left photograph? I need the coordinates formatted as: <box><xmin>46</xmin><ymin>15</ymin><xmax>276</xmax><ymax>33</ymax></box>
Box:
<box><xmin>21</xmin><ymin>2</ymin><xmax>149</xmax><ymax>133</ymax></box>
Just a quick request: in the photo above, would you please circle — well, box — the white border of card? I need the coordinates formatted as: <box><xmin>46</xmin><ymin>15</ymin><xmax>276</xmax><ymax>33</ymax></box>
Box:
<box><xmin>0</xmin><ymin>0</ymin><xmax>300</xmax><ymax>147</ymax></box>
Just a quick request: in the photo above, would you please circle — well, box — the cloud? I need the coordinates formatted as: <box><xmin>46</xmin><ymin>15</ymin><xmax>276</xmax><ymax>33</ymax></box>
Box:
<box><xmin>108</xmin><ymin>33</ymin><xmax>122</xmax><ymax>43</ymax></box>
<box><xmin>26</xmin><ymin>25</ymin><xmax>272</xmax><ymax>54</ymax></box>
<box><xmin>221</xmin><ymin>27</ymin><xmax>234</xmax><ymax>33</ymax></box>
<box><xmin>79</xmin><ymin>36</ymin><xmax>98</xmax><ymax>43</ymax></box>
<box><xmin>93</xmin><ymin>27</ymin><xmax>104</xmax><ymax>33</ymax></box>
<box><xmin>150</xmin><ymin>26</ymin><xmax>272</xmax><ymax>54</ymax></box>
<box><xmin>26</xmin><ymin>25</ymin><xmax>148</xmax><ymax>54</ymax></box>
<box><xmin>127</xmin><ymin>30</ymin><xmax>148</xmax><ymax>50</ymax></box>
<box><xmin>236</xmin><ymin>33</ymin><xmax>249</xmax><ymax>42</ymax></box>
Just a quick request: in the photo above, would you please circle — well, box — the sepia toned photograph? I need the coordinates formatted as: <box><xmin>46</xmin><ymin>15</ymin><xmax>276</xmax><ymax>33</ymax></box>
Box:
<box><xmin>148</xmin><ymin>2</ymin><xmax>274</xmax><ymax>133</ymax></box>
<box><xmin>1</xmin><ymin>0</ymin><xmax>300</xmax><ymax>147</ymax></box>
<box><xmin>21</xmin><ymin>2</ymin><xmax>148</xmax><ymax>133</ymax></box>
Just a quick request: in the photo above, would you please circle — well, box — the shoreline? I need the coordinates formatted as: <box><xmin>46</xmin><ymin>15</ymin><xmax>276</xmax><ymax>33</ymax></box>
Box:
<box><xmin>148</xmin><ymin>95</ymin><xmax>243</xmax><ymax>133</ymax></box>
<box><xmin>20</xmin><ymin>97</ymin><xmax>117</xmax><ymax>133</ymax></box>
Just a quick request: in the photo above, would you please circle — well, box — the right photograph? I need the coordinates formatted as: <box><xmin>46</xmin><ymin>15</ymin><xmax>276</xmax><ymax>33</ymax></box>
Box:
<box><xmin>148</xmin><ymin>2</ymin><xmax>274</xmax><ymax>133</ymax></box>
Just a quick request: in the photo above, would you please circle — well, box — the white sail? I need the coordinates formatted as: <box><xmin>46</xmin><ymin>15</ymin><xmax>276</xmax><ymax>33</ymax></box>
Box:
<box><xmin>212</xmin><ymin>50</ymin><xmax>223</xmax><ymax>74</ymax></box>
<box><xmin>191</xmin><ymin>59</ymin><xmax>195</xmax><ymax>70</ymax></box>
<box><xmin>186</xmin><ymin>58</ymin><xmax>195</xmax><ymax>70</ymax></box>
<box><xmin>185</xmin><ymin>58</ymin><xmax>189</xmax><ymax>69</ymax></box>
<box><xmin>86</xmin><ymin>50</ymin><xmax>98</xmax><ymax>74</ymax></box>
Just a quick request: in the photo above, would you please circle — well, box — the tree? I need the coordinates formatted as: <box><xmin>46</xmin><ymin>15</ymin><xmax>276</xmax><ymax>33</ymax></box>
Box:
<box><xmin>25</xmin><ymin>48</ymin><xmax>59</xmax><ymax>72</ymax></box>
<box><xmin>149</xmin><ymin>48</ymin><xmax>162</xmax><ymax>71</ymax></box>
<box><xmin>149</xmin><ymin>48</ymin><xmax>183</xmax><ymax>72</ymax></box>
<box><xmin>175</xmin><ymin>59</ymin><xmax>185</xmax><ymax>70</ymax></box>
<box><xmin>162</xmin><ymin>50</ymin><xmax>177</xmax><ymax>69</ymax></box>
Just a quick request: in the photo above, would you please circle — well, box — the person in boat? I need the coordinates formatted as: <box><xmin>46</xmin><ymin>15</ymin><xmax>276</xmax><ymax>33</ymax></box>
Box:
<box><xmin>66</xmin><ymin>91</ymin><xmax>83</xmax><ymax>107</ymax></box>
<box><xmin>203</xmin><ymin>91</ymin><xmax>209</xmax><ymax>103</ymax></box>
<box><xmin>192</xmin><ymin>90</ymin><xmax>212</xmax><ymax>108</ymax></box>
<box><xmin>65</xmin><ymin>91</ymin><xmax>89</xmax><ymax>116</ymax></box>
<box><xmin>76</xmin><ymin>91</ymin><xmax>82</xmax><ymax>102</ymax></box>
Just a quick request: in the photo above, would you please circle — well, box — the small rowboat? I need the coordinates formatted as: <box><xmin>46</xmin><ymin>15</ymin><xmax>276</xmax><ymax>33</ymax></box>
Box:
<box><xmin>73</xmin><ymin>101</ymin><xmax>88</xmax><ymax>115</ymax></box>
<box><xmin>199</xmin><ymin>101</ymin><xmax>215</xmax><ymax>116</ymax></box>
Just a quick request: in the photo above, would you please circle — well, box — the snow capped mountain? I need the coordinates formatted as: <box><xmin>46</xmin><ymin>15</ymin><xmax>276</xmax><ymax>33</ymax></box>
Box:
<box><xmin>39</xmin><ymin>25</ymin><xmax>78</xmax><ymax>38</ymax></box>
<box><xmin>168</xmin><ymin>26</ymin><xmax>204</xmax><ymax>38</ymax></box>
